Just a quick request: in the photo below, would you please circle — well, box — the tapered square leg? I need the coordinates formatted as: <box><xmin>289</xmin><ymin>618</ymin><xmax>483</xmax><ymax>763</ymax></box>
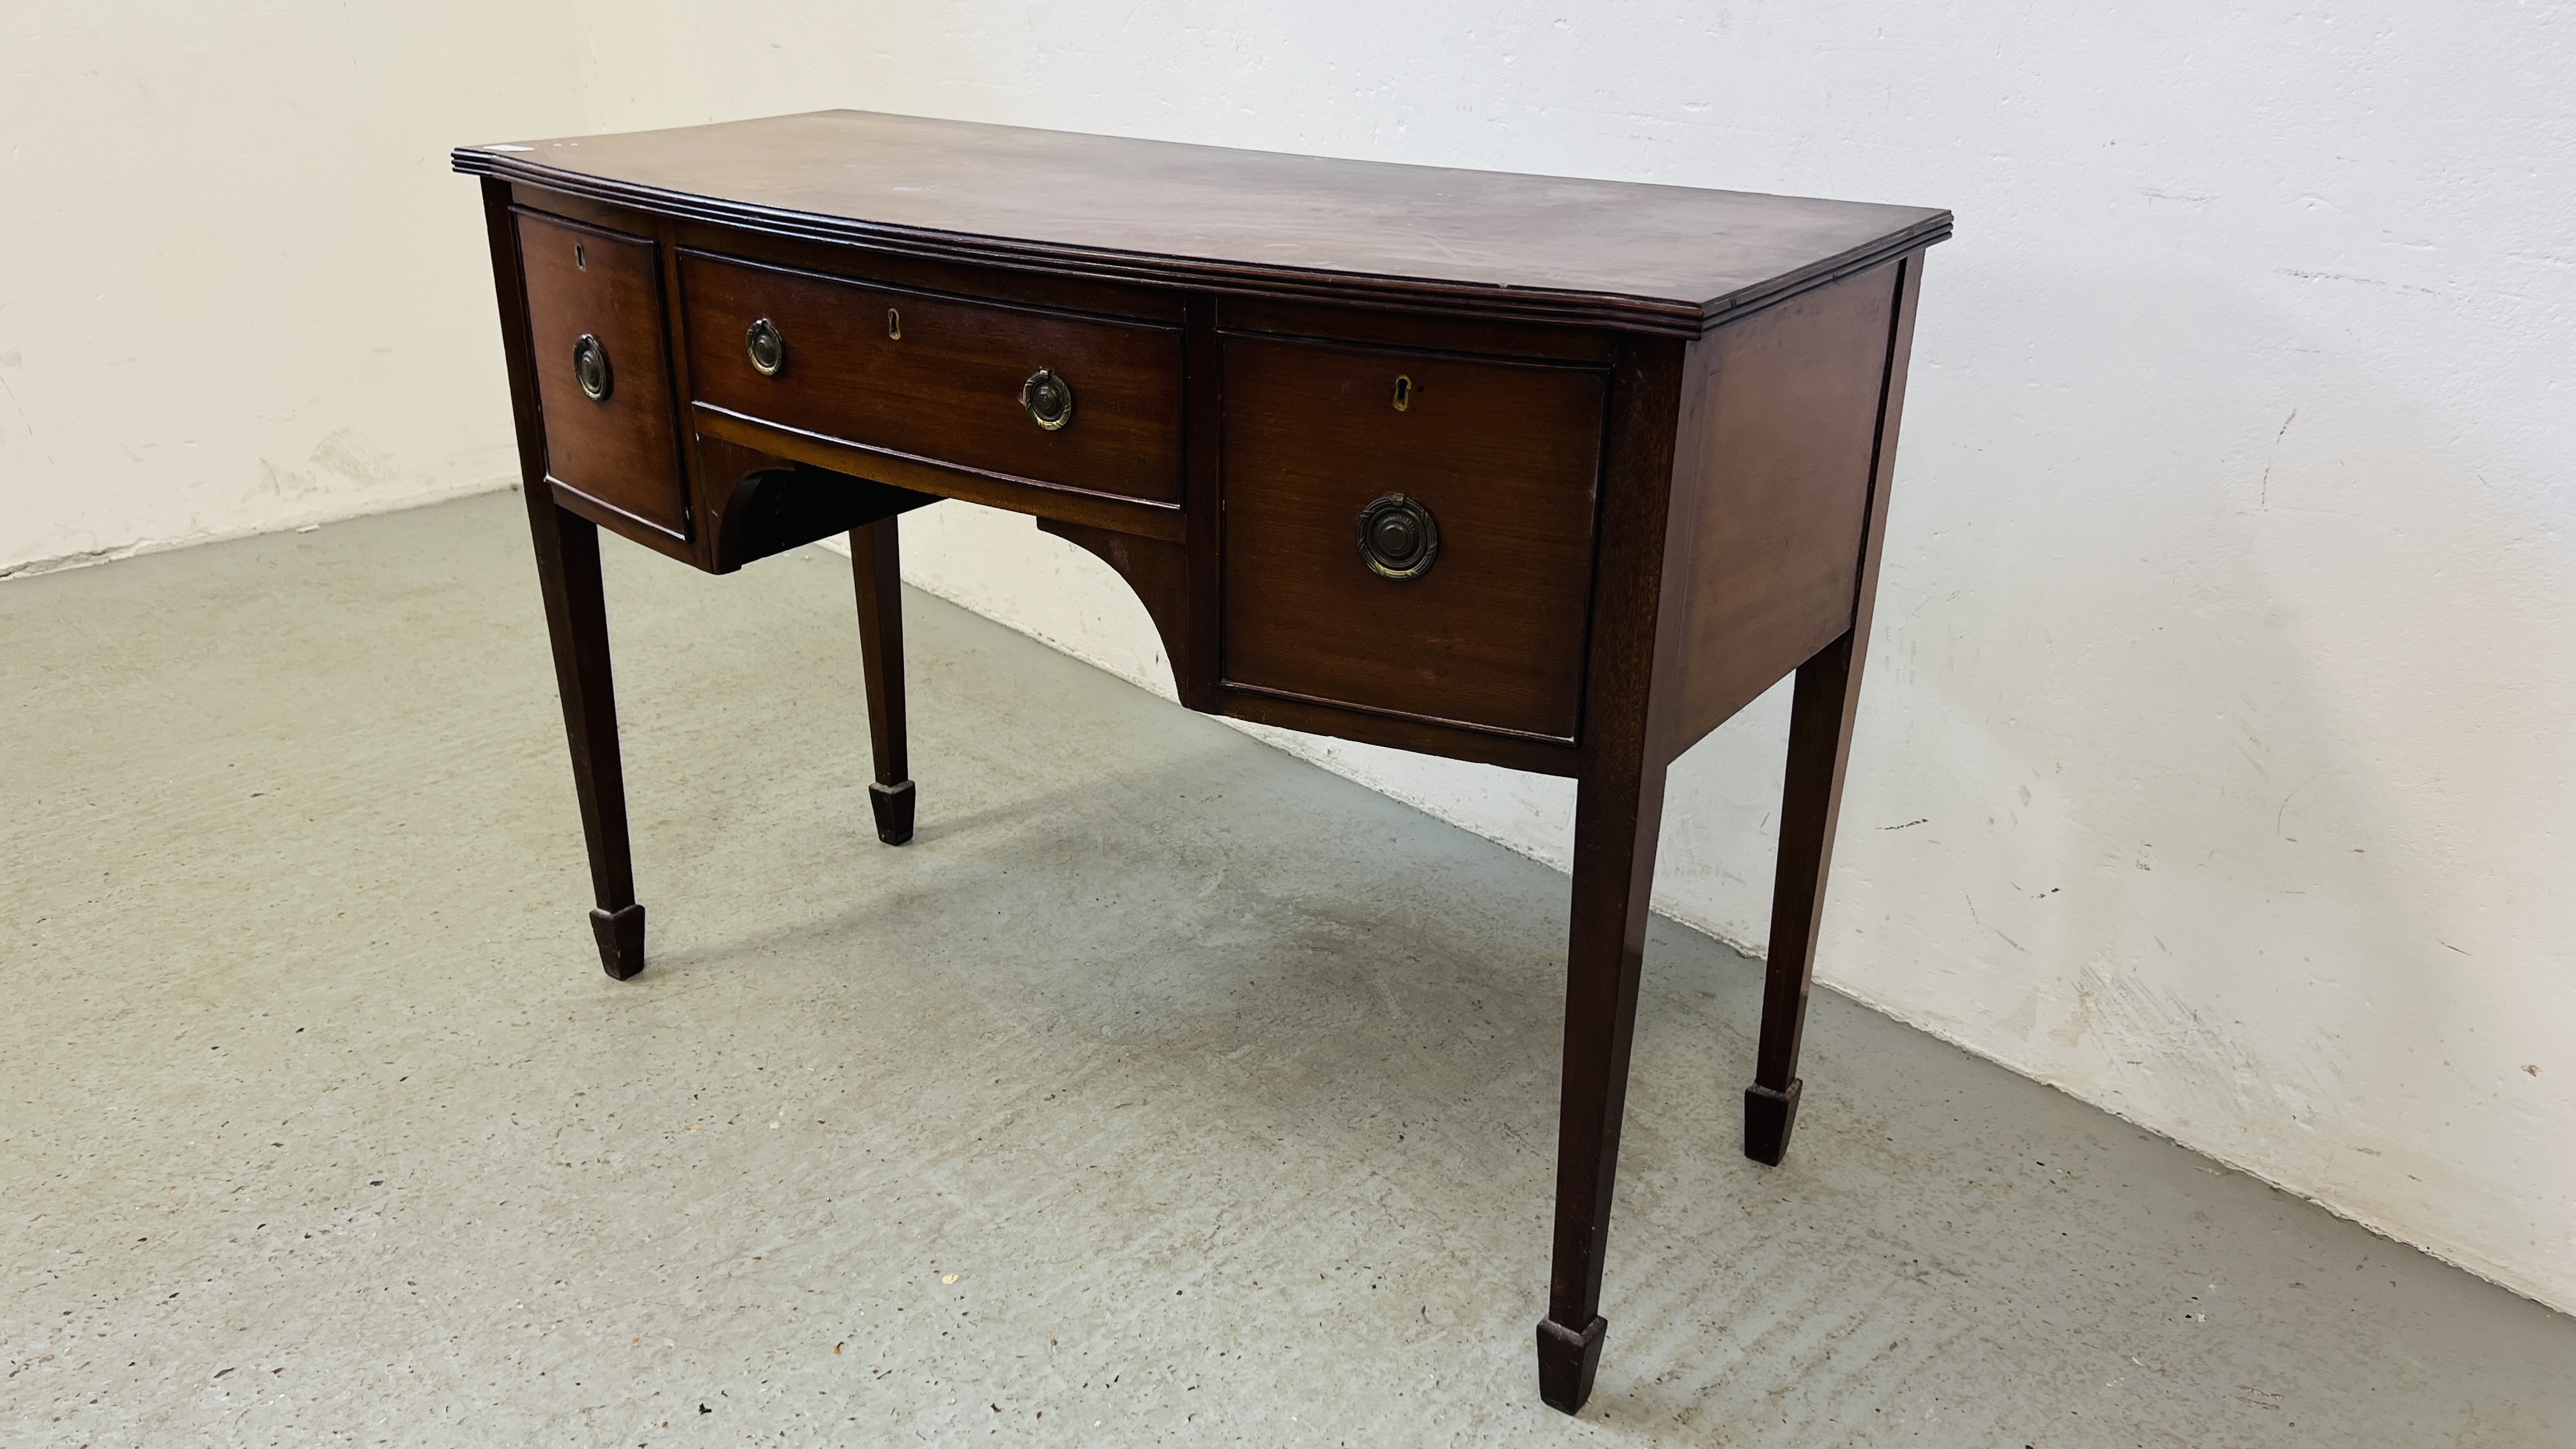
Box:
<box><xmin>1538</xmin><ymin>761</ymin><xmax>1667</xmax><ymax>1414</ymax></box>
<box><xmin>1747</xmin><ymin>632</ymin><xmax>1864</xmax><ymax>1163</ymax></box>
<box><xmin>526</xmin><ymin>490</ymin><xmax>645</xmax><ymax>980</ymax></box>
<box><xmin>849</xmin><ymin>516</ymin><xmax>915</xmax><ymax>845</ymax></box>
<box><xmin>1743</xmin><ymin>253</ymin><xmax>1922</xmax><ymax>1164</ymax></box>
<box><xmin>484</xmin><ymin>178</ymin><xmax>645</xmax><ymax>982</ymax></box>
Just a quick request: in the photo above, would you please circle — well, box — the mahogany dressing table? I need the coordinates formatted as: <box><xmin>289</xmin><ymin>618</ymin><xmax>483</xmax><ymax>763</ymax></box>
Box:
<box><xmin>454</xmin><ymin>111</ymin><xmax>1947</xmax><ymax>1413</ymax></box>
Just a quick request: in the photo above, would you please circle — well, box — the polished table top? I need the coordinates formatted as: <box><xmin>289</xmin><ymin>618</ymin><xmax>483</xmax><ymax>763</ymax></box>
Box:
<box><xmin>456</xmin><ymin>109</ymin><xmax>1949</xmax><ymax>334</ymax></box>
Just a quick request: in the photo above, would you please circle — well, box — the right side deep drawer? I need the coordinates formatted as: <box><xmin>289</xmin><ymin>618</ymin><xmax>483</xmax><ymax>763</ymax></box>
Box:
<box><xmin>678</xmin><ymin>253</ymin><xmax>1185</xmax><ymax>505</ymax></box>
<box><xmin>1219</xmin><ymin>335</ymin><xmax>1608</xmax><ymax>742</ymax></box>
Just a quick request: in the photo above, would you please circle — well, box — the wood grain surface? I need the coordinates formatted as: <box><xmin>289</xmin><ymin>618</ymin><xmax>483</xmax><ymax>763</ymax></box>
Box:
<box><xmin>459</xmin><ymin>111</ymin><xmax>1949</xmax><ymax>335</ymax></box>
<box><xmin>1219</xmin><ymin>335</ymin><xmax>1606</xmax><ymax>741</ymax></box>
<box><xmin>678</xmin><ymin>249</ymin><xmax>1186</xmax><ymax>505</ymax></box>
<box><xmin>515</xmin><ymin>211</ymin><xmax>690</xmax><ymax>540</ymax></box>
<box><xmin>1667</xmin><ymin>261</ymin><xmax>1904</xmax><ymax>751</ymax></box>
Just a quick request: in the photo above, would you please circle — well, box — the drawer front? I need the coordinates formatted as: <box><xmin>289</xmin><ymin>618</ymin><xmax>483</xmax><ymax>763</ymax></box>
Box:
<box><xmin>516</xmin><ymin>212</ymin><xmax>690</xmax><ymax>538</ymax></box>
<box><xmin>679</xmin><ymin>254</ymin><xmax>1184</xmax><ymax>505</ymax></box>
<box><xmin>1220</xmin><ymin>337</ymin><xmax>1606</xmax><ymax>741</ymax></box>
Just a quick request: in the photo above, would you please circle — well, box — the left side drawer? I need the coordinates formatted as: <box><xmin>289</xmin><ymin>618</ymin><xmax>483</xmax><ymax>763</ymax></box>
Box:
<box><xmin>517</xmin><ymin>211</ymin><xmax>690</xmax><ymax>540</ymax></box>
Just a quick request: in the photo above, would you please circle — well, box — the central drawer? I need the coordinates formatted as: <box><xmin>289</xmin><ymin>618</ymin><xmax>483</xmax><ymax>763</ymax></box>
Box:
<box><xmin>677</xmin><ymin>252</ymin><xmax>1184</xmax><ymax>505</ymax></box>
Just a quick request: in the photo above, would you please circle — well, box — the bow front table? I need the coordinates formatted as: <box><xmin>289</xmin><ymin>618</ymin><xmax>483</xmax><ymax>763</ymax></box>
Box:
<box><xmin>454</xmin><ymin>110</ymin><xmax>1947</xmax><ymax>1413</ymax></box>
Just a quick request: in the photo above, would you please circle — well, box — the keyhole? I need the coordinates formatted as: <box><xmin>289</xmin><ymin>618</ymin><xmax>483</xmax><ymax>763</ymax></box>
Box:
<box><xmin>574</xmin><ymin>243</ymin><xmax>586</xmax><ymax>271</ymax></box>
<box><xmin>1392</xmin><ymin>374</ymin><xmax>1413</xmax><ymax>411</ymax></box>
<box><xmin>887</xmin><ymin>307</ymin><xmax>902</xmax><ymax>340</ymax></box>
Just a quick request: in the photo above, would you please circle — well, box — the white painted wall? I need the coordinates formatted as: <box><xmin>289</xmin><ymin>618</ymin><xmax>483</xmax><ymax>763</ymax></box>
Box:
<box><xmin>0</xmin><ymin>4</ymin><xmax>583</xmax><ymax>576</ymax></box>
<box><xmin>13</xmin><ymin>4</ymin><xmax>2571</xmax><ymax>1313</ymax></box>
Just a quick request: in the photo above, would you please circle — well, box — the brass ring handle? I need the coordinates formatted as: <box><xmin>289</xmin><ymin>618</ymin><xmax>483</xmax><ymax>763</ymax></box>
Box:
<box><xmin>1020</xmin><ymin>369</ymin><xmax>1074</xmax><ymax>430</ymax></box>
<box><xmin>572</xmin><ymin>334</ymin><xmax>612</xmax><ymax>402</ymax></box>
<box><xmin>1356</xmin><ymin>493</ymin><xmax>1438</xmax><ymax>579</ymax></box>
<box><xmin>746</xmin><ymin>318</ymin><xmax>786</xmax><ymax>376</ymax></box>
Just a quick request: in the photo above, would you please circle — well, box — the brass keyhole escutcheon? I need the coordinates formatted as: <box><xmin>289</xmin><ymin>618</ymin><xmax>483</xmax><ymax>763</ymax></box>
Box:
<box><xmin>887</xmin><ymin>307</ymin><xmax>902</xmax><ymax>340</ymax></box>
<box><xmin>1392</xmin><ymin>374</ymin><xmax>1413</xmax><ymax>411</ymax></box>
<box><xmin>1356</xmin><ymin>493</ymin><xmax>1438</xmax><ymax>580</ymax></box>
<box><xmin>572</xmin><ymin>334</ymin><xmax>612</xmax><ymax>402</ymax></box>
<box><xmin>746</xmin><ymin>318</ymin><xmax>786</xmax><ymax>376</ymax></box>
<box><xmin>1021</xmin><ymin>369</ymin><xmax>1074</xmax><ymax>430</ymax></box>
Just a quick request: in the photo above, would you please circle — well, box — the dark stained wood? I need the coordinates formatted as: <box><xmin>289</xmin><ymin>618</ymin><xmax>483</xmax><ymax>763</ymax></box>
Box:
<box><xmin>1540</xmin><ymin>765</ymin><xmax>1665</xmax><ymax>1413</ymax></box>
<box><xmin>482</xmin><ymin>180</ymin><xmax>646</xmax><ymax>979</ymax></box>
<box><xmin>480</xmin><ymin>180</ymin><xmax>555</xmax><ymax>509</ymax></box>
<box><xmin>537</xmin><ymin>462</ymin><xmax>645</xmax><ymax>979</ymax></box>
<box><xmin>1177</xmin><ymin>294</ymin><xmax>1225</xmax><ymax>711</ymax></box>
<box><xmin>690</xmin><ymin>405</ymin><xmax>1184</xmax><ymax>542</ymax></box>
<box><xmin>849</xmin><ymin>516</ymin><xmax>916</xmax><ymax>846</ymax></box>
<box><xmin>677</xmin><ymin>208</ymin><xmax>1186</xmax><ymax>326</ymax></box>
<box><xmin>694</xmin><ymin>435</ymin><xmax>939</xmax><ymax>574</ymax></box>
<box><xmin>545</xmin><ymin>479</ymin><xmax>692</xmax><ymax>567</ymax></box>
<box><xmin>513</xmin><ymin>210</ymin><xmax>691</xmax><ymax>542</ymax></box>
<box><xmin>679</xmin><ymin>250</ymin><xmax>1186</xmax><ymax>505</ymax></box>
<box><xmin>1665</xmin><ymin>261</ymin><xmax>1905</xmax><ymax>754</ymax></box>
<box><xmin>1211</xmin><ymin>685</ymin><xmax>1583</xmax><ymax>777</ymax></box>
<box><xmin>647</xmin><ymin>196</ymin><xmax>713</xmax><ymax>570</ymax></box>
<box><xmin>1747</xmin><ymin>252</ymin><xmax>1927</xmax><ymax>1165</ymax></box>
<box><xmin>695</xmin><ymin>433</ymin><xmax>799</xmax><ymax>565</ymax></box>
<box><xmin>1742</xmin><ymin>636</ymin><xmax>1845</xmax><ymax>1163</ymax></box>
<box><xmin>513</xmin><ymin>186</ymin><xmax>1190</xmax><ymax>326</ymax></box>
<box><xmin>1220</xmin><ymin>335</ymin><xmax>1607</xmax><ymax>741</ymax></box>
<box><xmin>1535</xmin><ymin>332</ymin><xmax>1694</xmax><ymax>1412</ymax></box>
<box><xmin>463</xmin><ymin>124</ymin><xmax>1944</xmax><ymax>1415</ymax></box>
<box><xmin>1220</xmin><ymin>296</ymin><xmax>1614</xmax><ymax>364</ymax></box>
<box><xmin>457</xmin><ymin>111</ymin><xmax>1949</xmax><ymax>335</ymax></box>
<box><xmin>512</xmin><ymin>187</ymin><xmax>668</xmax><ymax>245</ymax></box>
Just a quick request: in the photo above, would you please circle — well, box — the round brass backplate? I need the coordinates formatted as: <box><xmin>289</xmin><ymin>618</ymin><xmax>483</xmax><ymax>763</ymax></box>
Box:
<box><xmin>1020</xmin><ymin>369</ymin><xmax>1074</xmax><ymax>430</ymax></box>
<box><xmin>1356</xmin><ymin>493</ymin><xmax>1439</xmax><ymax>580</ymax></box>
<box><xmin>572</xmin><ymin>334</ymin><xmax>612</xmax><ymax>402</ymax></box>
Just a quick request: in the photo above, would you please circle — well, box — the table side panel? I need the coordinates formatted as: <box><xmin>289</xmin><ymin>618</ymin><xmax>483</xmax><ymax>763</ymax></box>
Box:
<box><xmin>1668</xmin><ymin>262</ymin><xmax>1906</xmax><ymax>752</ymax></box>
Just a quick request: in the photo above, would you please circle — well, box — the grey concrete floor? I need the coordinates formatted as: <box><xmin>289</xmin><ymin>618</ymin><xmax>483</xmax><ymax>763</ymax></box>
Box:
<box><xmin>4</xmin><ymin>490</ymin><xmax>2570</xmax><ymax>1448</ymax></box>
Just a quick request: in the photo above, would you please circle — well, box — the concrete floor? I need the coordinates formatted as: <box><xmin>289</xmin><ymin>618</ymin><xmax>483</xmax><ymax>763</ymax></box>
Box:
<box><xmin>4</xmin><ymin>491</ymin><xmax>2570</xmax><ymax>1448</ymax></box>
